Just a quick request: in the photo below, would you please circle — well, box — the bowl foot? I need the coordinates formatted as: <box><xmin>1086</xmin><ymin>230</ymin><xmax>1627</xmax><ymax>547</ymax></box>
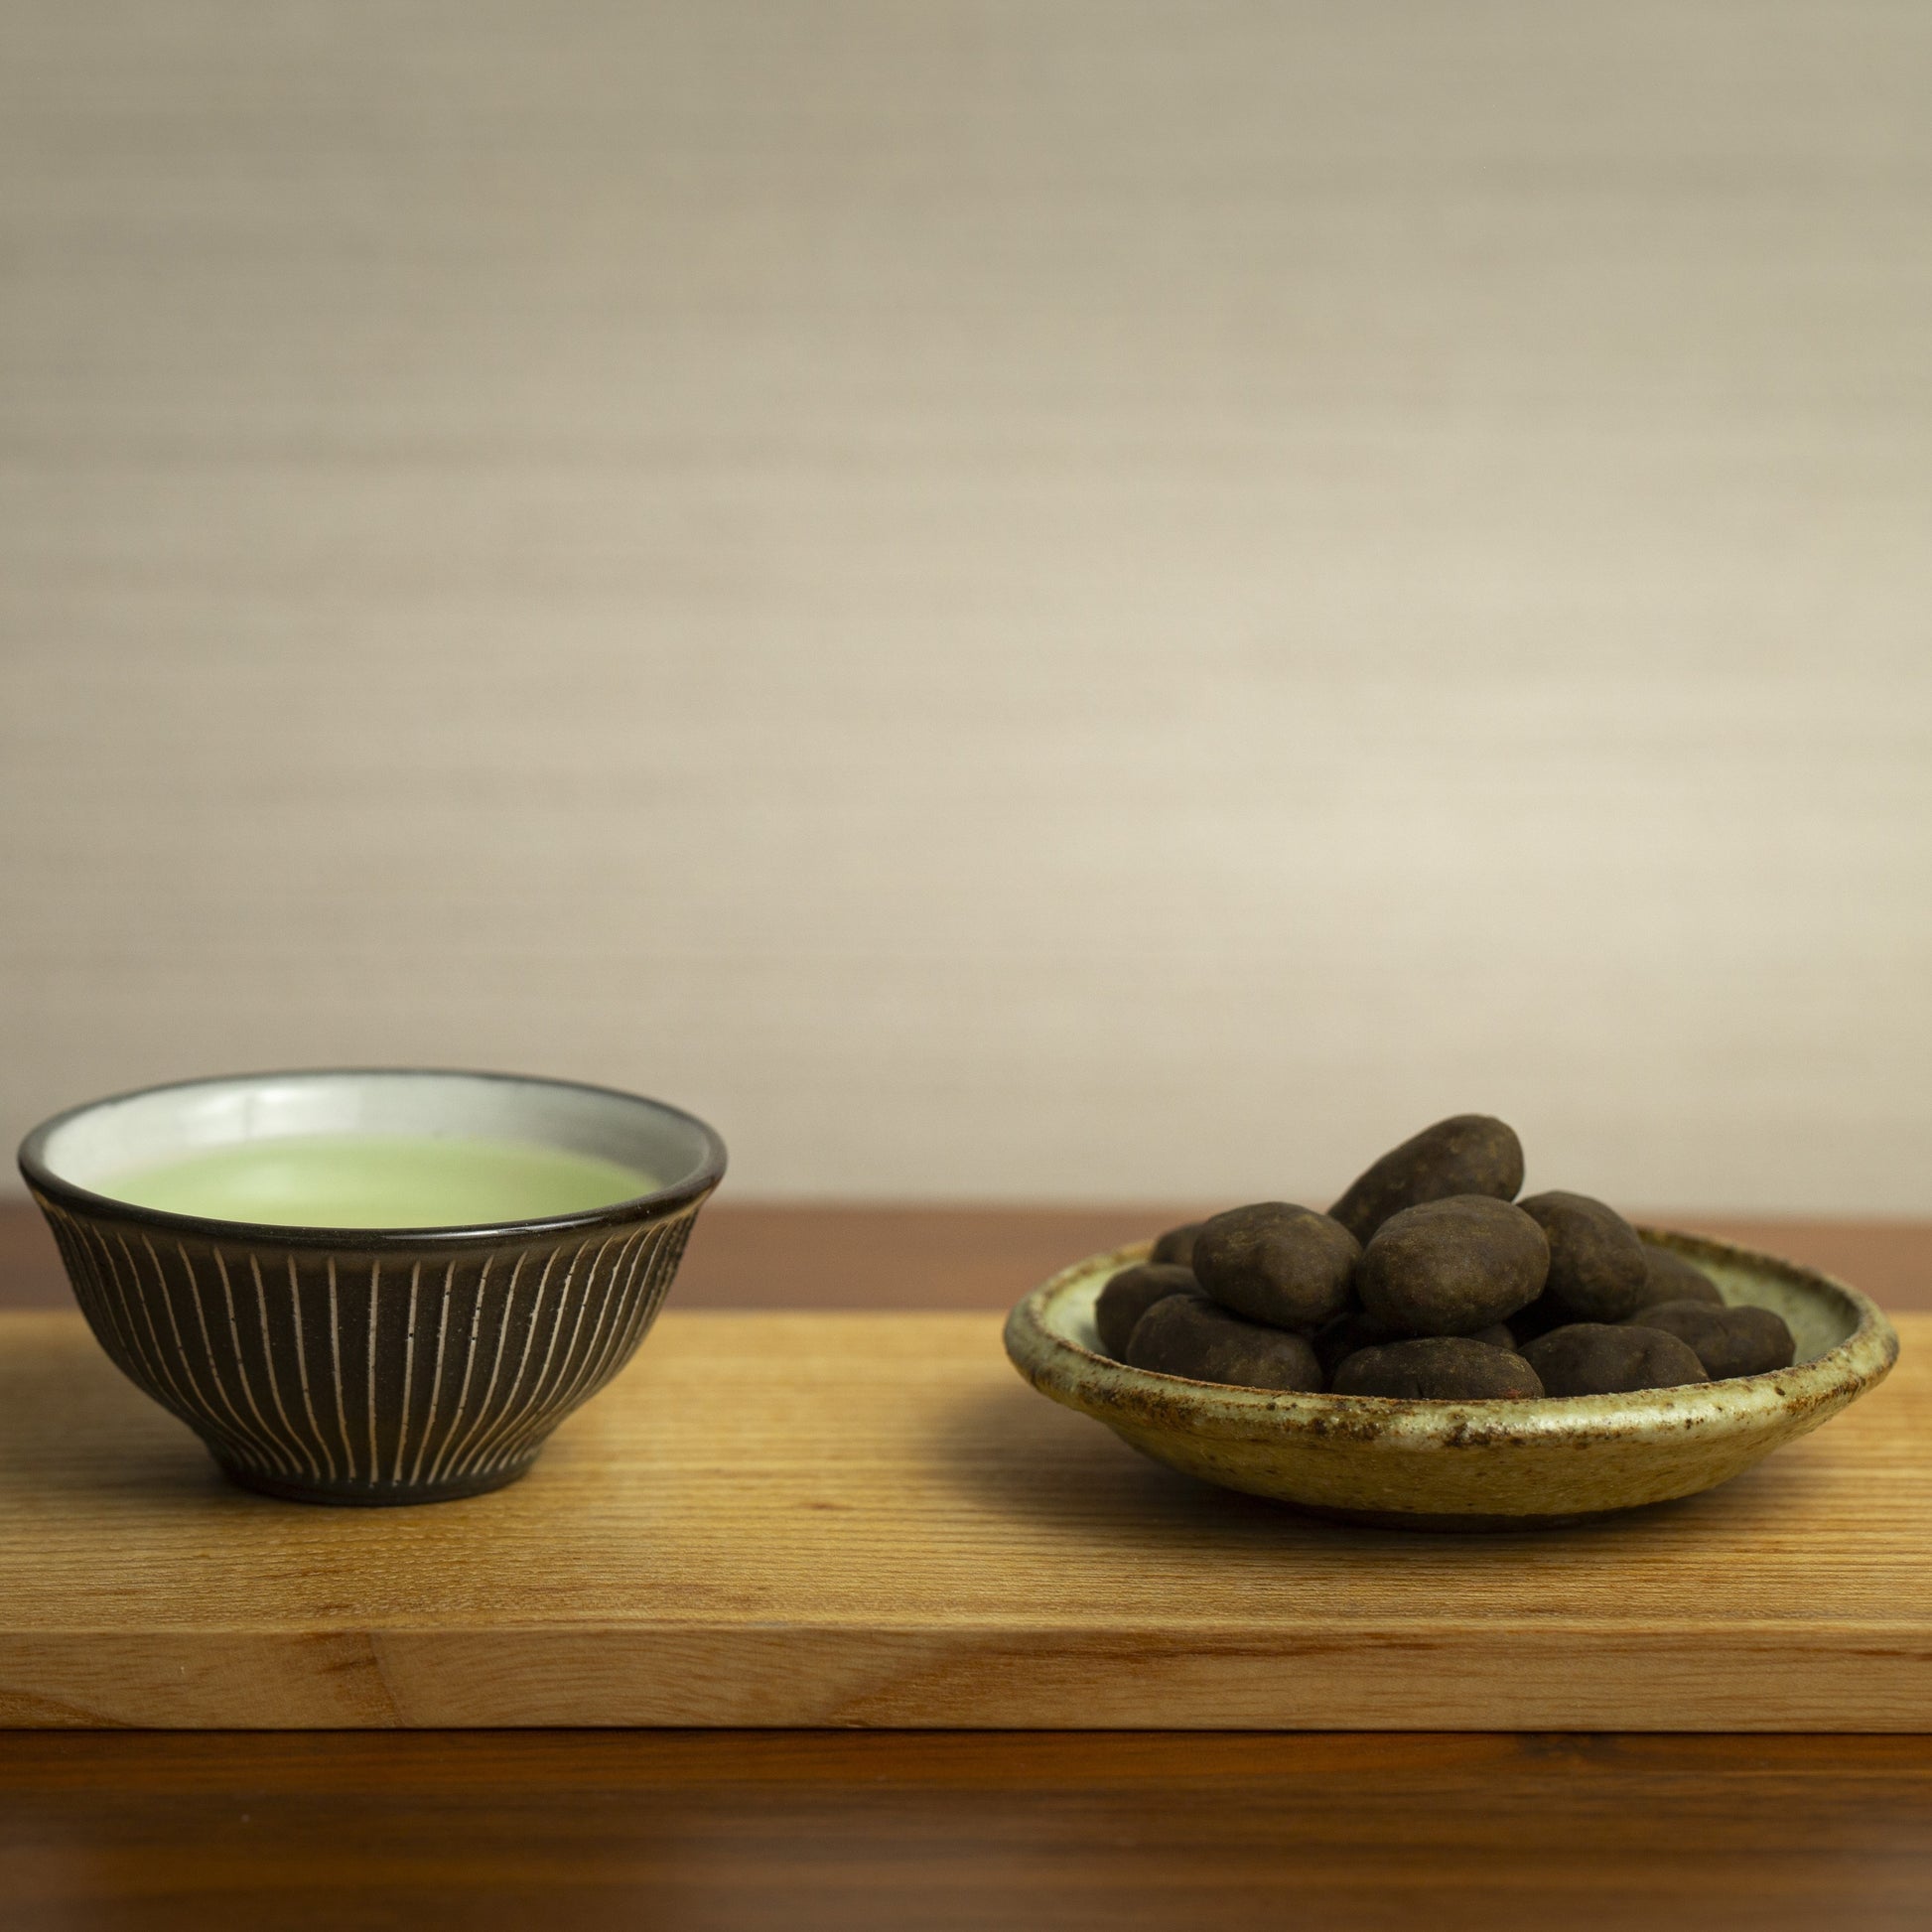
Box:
<box><xmin>1282</xmin><ymin>1498</ymin><xmax>1640</xmax><ymax>1532</ymax></box>
<box><xmin>214</xmin><ymin>1457</ymin><xmax>537</xmax><ymax>1507</ymax></box>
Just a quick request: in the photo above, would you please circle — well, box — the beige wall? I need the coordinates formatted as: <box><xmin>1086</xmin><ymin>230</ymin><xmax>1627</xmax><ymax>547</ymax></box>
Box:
<box><xmin>3</xmin><ymin>2</ymin><xmax>1929</xmax><ymax>1210</ymax></box>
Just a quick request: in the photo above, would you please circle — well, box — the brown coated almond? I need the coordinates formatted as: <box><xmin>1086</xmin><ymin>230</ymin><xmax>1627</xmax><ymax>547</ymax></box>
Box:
<box><xmin>1125</xmin><ymin>1292</ymin><xmax>1323</xmax><ymax>1393</ymax></box>
<box><xmin>1191</xmin><ymin>1202</ymin><xmax>1359</xmax><ymax>1333</ymax></box>
<box><xmin>1331</xmin><ymin>1336</ymin><xmax>1544</xmax><ymax>1401</ymax></box>
<box><xmin>1518</xmin><ymin>1191</ymin><xmax>1651</xmax><ymax>1323</ymax></box>
<box><xmin>1622</xmin><ymin>1299</ymin><xmax>1796</xmax><ymax>1380</ymax></box>
<box><xmin>1355</xmin><ymin>1195</ymin><xmax>1549</xmax><ymax>1338</ymax></box>
<box><xmin>1634</xmin><ymin>1244</ymin><xmax>1725</xmax><ymax>1310</ymax></box>
<box><xmin>1094</xmin><ymin>1263</ymin><xmax>1197</xmax><ymax>1360</ymax></box>
<box><xmin>1521</xmin><ymin>1322</ymin><xmax>1710</xmax><ymax>1396</ymax></box>
<box><xmin>1328</xmin><ymin>1115</ymin><xmax>1525</xmax><ymax>1244</ymax></box>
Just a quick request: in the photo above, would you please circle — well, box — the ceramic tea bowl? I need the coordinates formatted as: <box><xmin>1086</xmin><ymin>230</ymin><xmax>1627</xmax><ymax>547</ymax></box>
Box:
<box><xmin>1005</xmin><ymin>1228</ymin><xmax>1897</xmax><ymax>1529</ymax></box>
<box><xmin>19</xmin><ymin>1069</ymin><xmax>726</xmax><ymax>1506</ymax></box>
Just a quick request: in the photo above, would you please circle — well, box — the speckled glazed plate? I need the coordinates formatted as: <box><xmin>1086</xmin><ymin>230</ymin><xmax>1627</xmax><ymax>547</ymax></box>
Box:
<box><xmin>1004</xmin><ymin>1228</ymin><xmax>1898</xmax><ymax>1529</ymax></box>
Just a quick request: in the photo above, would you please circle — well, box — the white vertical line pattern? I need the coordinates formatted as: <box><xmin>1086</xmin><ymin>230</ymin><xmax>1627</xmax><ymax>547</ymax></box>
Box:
<box><xmin>510</xmin><ymin>1224</ymin><xmax>656</xmax><ymax>1459</ymax></box>
<box><xmin>139</xmin><ymin>1234</ymin><xmax>248</xmax><ymax>1467</ymax></box>
<box><xmin>608</xmin><ymin>1215</ymin><xmax>692</xmax><ymax>1376</ymax></box>
<box><xmin>483</xmin><ymin>1238</ymin><xmax>592</xmax><ymax>1469</ymax></box>
<box><xmin>515</xmin><ymin>1232</ymin><xmax>618</xmax><ymax>1449</ymax></box>
<box><xmin>492</xmin><ymin>1215</ymin><xmax>680</xmax><ymax>1466</ymax></box>
<box><xmin>72</xmin><ymin>1213</ymin><xmax>160</xmax><ymax>1394</ymax></box>
<box><xmin>563</xmin><ymin>1223</ymin><xmax>656</xmax><ymax>1417</ymax></box>
<box><xmin>434</xmin><ymin>1248</ymin><xmax>522</xmax><ymax>1480</ymax></box>
<box><xmin>327</xmin><ymin>1256</ymin><xmax>356</xmax><ymax>1482</ymax></box>
<box><xmin>113</xmin><ymin>1229</ymin><xmax>205</xmax><ymax>1435</ymax></box>
<box><xmin>501</xmin><ymin>1226</ymin><xmax>646</xmax><ymax>1457</ymax></box>
<box><xmin>391</xmin><ymin>1260</ymin><xmax>422</xmax><ymax>1486</ymax></box>
<box><xmin>175</xmin><ymin>1239</ymin><xmax>279</xmax><ymax>1473</ymax></box>
<box><xmin>365</xmin><ymin>1261</ymin><xmax>381</xmax><ymax>1486</ymax></box>
<box><xmin>286</xmin><ymin>1255</ymin><xmax>338</xmax><ymax>1482</ymax></box>
<box><xmin>406</xmin><ymin>1259</ymin><xmax>457</xmax><ymax>1489</ymax></box>
<box><xmin>421</xmin><ymin>1253</ymin><xmax>491</xmax><ymax>1488</ymax></box>
<box><xmin>85</xmin><ymin>1222</ymin><xmax>168</xmax><ymax>1412</ymax></box>
<box><xmin>214</xmin><ymin>1248</ymin><xmax>296</xmax><ymax>1476</ymax></box>
<box><xmin>614</xmin><ymin>1218</ymin><xmax>684</xmax><ymax>1375</ymax></box>
<box><xmin>40</xmin><ymin>1203</ymin><xmax>704</xmax><ymax>1493</ymax></box>
<box><xmin>608</xmin><ymin>1217</ymin><xmax>681</xmax><ymax>1378</ymax></box>
<box><xmin>58</xmin><ymin>1212</ymin><xmax>142</xmax><ymax>1389</ymax></box>
<box><xmin>614</xmin><ymin>1219</ymin><xmax>678</xmax><ymax>1349</ymax></box>
<box><xmin>447</xmin><ymin>1242</ymin><xmax>563</xmax><ymax>1478</ymax></box>
<box><xmin>247</xmin><ymin>1253</ymin><xmax>312</xmax><ymax>1479</ymax></box>
<box><xmin>659</xmin><ymin>1213</ymin><xmax>697</xmax><ymax>1298</ymax></box>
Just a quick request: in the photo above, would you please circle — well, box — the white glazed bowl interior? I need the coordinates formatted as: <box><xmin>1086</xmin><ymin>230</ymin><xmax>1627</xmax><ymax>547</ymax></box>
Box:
<box><xmin>30</xmin><ymin>1070</ymin><xmax>720</xmax><ymax>1225</ymax></box>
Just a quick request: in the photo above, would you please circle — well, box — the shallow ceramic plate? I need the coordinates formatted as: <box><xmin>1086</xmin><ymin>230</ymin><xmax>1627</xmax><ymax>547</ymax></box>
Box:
<box><xmin>1003</xmin><ymin>1227</ymin><xmax>1898</xmax><ymax>1528</ymax></box>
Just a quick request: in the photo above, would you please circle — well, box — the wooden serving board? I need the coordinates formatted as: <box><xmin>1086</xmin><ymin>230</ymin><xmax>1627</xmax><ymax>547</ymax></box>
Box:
<box><xmin>1</xmin><ymin>1310</ymin><xmax>1927</xmax><ymax>1730</ymax></box>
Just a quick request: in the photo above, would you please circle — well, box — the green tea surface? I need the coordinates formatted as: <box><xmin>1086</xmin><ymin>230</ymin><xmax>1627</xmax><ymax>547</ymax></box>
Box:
<box><xmin>101</xmin><ymin>1134</ymin><xmax>656</xmax><ymax>1229</ymax></box>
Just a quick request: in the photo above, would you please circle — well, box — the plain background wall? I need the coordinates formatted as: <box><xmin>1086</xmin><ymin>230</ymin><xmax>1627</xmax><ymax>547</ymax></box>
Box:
<box><xmin>3</xmin><ymin>1</ymin><xmax>1929</xmax><ymax>1210</ymax></box>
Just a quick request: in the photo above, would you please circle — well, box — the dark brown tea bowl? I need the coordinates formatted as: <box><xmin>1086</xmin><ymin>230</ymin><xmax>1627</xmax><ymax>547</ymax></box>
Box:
<box><xmin>18</xmin><ymin>1069</ymin><xmax>726</xmax><ymax>1506</ymax></box>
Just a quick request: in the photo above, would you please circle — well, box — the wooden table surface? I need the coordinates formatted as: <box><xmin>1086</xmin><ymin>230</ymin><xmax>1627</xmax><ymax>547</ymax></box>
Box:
<box><xmin>2</xmin><ymin>1200</ymin><xmax>1928</xmax><ymax>1929</ymax></box>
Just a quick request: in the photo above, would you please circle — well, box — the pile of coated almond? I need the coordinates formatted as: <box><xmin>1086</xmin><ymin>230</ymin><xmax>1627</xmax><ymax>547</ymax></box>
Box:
<box><xmin>1096</xmin><ymin>1115</ymin><xmax>1795</xmax><ymax>1398</ymax></box>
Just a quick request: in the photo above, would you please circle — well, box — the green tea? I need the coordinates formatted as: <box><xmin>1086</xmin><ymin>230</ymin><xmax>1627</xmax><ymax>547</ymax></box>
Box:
<box><xmin>102</xmin><ymin>1134</ymin><xmax>655</xmax><ymax>1229</ymax></box>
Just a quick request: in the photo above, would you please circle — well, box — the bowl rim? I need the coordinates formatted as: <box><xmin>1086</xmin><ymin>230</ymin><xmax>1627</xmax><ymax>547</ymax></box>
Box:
<box><xmin>1005</xmin><ymin>1225</ymin><xmax>1899</xmax><ymax>1449</ymax></box>
<box><xmin>17</xmin><ymin>1066</ymin><xmax>728</xmax><ymax>1248</ymax></box>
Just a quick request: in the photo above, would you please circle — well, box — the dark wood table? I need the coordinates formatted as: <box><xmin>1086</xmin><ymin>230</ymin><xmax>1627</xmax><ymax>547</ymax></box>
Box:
<box><xmin>2</xmin><ymin>1202</ymin><xmax>1928</xmax><ymax>1930</ymax></box>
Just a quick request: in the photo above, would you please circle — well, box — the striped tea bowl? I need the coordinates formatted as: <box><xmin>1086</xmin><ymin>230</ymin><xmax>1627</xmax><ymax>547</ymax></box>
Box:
<box><xmin>18</xmin><ymin>1070</ymin><xmax>726</xmax><ymax>1506</ymax></box>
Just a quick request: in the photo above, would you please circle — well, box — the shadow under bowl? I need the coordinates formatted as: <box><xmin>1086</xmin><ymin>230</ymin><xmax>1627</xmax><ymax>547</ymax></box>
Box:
<box><xmin>18</xmin><ymin>1068</ymin><xmax>726</xmax><ymax>1506</ymax></box>
<box><xmin>1004</xmin><ymin>1227</ymin><xmax>1898</xmax><ymax>1529</ymax></box>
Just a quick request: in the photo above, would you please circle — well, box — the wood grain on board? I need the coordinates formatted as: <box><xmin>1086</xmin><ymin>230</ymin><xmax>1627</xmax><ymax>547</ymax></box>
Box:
<box><xmin>0</xmin><ymin>1305</ymin><xmax>1925</xmax><ymax>1731</ymax></box>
